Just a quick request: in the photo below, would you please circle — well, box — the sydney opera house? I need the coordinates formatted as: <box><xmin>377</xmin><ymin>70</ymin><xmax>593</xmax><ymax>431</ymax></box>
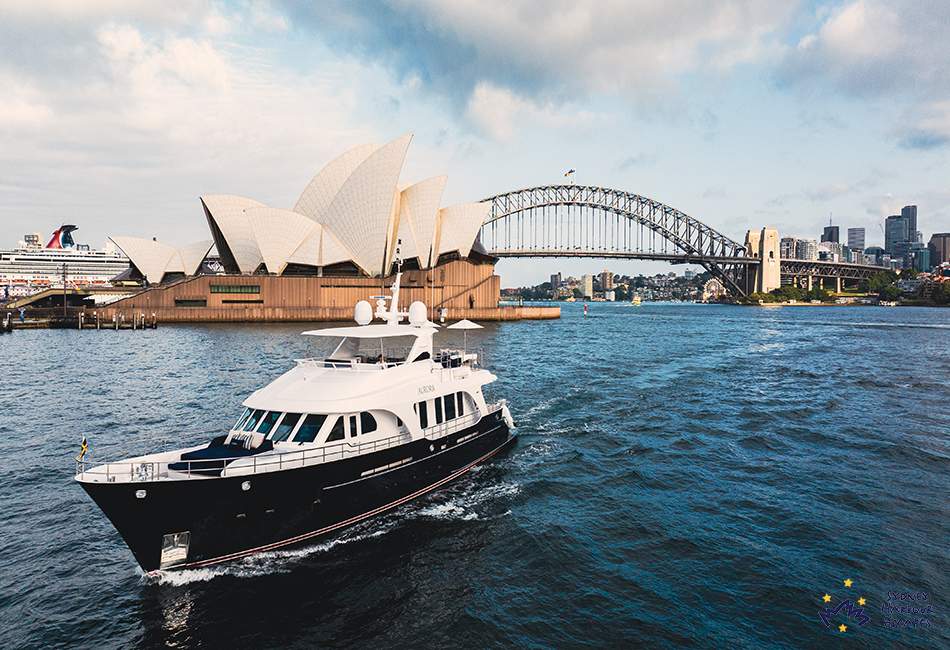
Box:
<box><xmin>103</xmin><ymin>134</ymin><xmax>556</xmax><ymax>322</ymax></box>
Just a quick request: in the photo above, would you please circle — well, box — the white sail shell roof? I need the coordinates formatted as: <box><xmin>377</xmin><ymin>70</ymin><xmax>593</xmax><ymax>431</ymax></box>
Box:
<box><xmin>437</xmin><ymin>203</ymin><xmax>492</xmax><ymax>258</ymax></box>
<box><xmin>318</xmin><ymin>134</ymin><xmax>412</xmax><ymax>276</ymax></box>
<box><xmin>177</xmin><ymin>240</ymin><xmax>215</xmax><ymax>276</ymax></box>
<box><xmin>201</xmin><ymin>195</ymin><xmax>267</xmax><ymax>274</ymax></box>
<box><xmin>246</xmin><ymin>207</ymin><xmax>319</xmax><ymax>275</ymax></box>
<box><xmin>109</xmin><ymin>236</ymin><xmax>177</xmax><ymax>284</ymax></box>
<box><xmin>394</xmin><ymin>175</ymin><xmax>447</xmax><ymax>269</ymax></box>
<box><xmin>294</xmin><ymin>142</ymin><xmax>379</xmax><ymax>222</ymax></box>
<box><xmin>112</xmin><ymin>135</ymin><xmax>492</xmax><ymax>280</ymax></box>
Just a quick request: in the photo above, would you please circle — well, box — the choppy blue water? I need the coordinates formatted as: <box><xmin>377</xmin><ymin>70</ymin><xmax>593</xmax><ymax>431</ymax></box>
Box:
<box><xmin>1</xmin><ymin>303</ymin><xmax>948</xmax><ymax>649</ymax></box>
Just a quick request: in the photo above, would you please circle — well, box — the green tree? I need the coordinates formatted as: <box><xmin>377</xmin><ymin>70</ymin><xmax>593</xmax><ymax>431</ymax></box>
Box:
<box><xmin>866</xmin><ymin>271</ymin><xmax>898</xmax><ymax>293</ymax></box>
<box><xmin>770</xmin><ymin>285</ymin><xmax>805</xmax><ymax>302</ymax></box>
<box><xmin>879</xmin><ymin>285</ymin><xmax>902</xmax><ymax>301</ymax></box>
<box><xmin>572</xmin><ymin>287</ymin><xmax>583</xmax><ymax>300</ymax></box>
<box><xmin>932</xmin><ymin>282</ymin><xmax>950</xmax><ymax>305</ymax></box>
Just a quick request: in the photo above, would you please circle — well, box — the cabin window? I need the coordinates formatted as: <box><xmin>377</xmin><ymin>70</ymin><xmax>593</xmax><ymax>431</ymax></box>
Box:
<box><xmin>257</xmin><ymin>411</ymin><xmax>281</xmax><ymax>435</ymax></box>
<box><xmin>271</xmin><ymin>413</ymin><xmax>301</xmax><ymax>442</ymax></box>
<box><xmin>444</xmin><ymin>394</ymin><xmax>456</xmax><ymax>421</ymax></box>
<box><xmin>457</xmin><ymin>392</ymin><xmax>464</xmax><ymax>415</ymax></box>
<box><xmin>434</xmin><ymin>398</ymin><xmax>443</xmax><ymax>425</ymax></box>
<box><xmin>242</xmin><ymin>409</ymin><xmax>265</xmax><ymax>432</ymax></box>
<box><xmin>360</xmin><ymin>412</ymin><xmax>378</xmax><ymax>435</ymax></box>
<box><xmin>397</xmin><ymin>416</ymin><xmax>404</xmax><ymax>428</ymax></box>
<box><xmin>293</xmin><ymin>414</ymin><xmax>328</xmax><ymax>443</ymax></box>
<box><xmin>233</xmin><ymin>408</ymin><xmax>252</xmax><ymax>430</ymax></box>
<box><xmin>348</xmin><ymin>415</ymin><xmax>358</xmax><ymax>438</ymax></box>
<box><xmin>325</xmin><ymin>417</ymin><xmax>345</xmax><ymax>442</ymax></box>
<box><xmin>417</xmin><ymin>402</ymin><xmax>428</xmax><ymax>429</ymax></box>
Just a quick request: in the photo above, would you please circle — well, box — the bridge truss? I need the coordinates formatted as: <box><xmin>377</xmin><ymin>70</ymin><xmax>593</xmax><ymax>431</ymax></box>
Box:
<box><xmin>479</xmin><ymin>185</ymin><xmax>757</xmax><ymax>295</ymax></box>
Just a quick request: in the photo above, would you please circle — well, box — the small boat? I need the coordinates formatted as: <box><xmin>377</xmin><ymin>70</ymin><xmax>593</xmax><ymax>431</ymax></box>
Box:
<box><xmin>75</xmin><ymin>272</ymin><xmax>516</xmax><ymax>573</ymax></box>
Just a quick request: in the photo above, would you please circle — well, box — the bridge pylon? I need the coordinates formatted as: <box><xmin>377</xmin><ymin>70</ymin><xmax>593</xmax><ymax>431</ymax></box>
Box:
<box><xmin>744</xmin><ymin>228</ymin><xmax>781</xmax><ymax>294</ymax></box>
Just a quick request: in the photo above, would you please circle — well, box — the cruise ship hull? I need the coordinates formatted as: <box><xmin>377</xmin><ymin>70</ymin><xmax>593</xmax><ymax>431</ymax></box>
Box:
<box><xmin>80</xmin><ymin>412</ymin><xmax>514</xmax><ymax>573</ymax></box>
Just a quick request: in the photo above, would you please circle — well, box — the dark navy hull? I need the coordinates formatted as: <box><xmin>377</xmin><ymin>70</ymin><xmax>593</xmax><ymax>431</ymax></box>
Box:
<box><xmin>80</xmin><ymin>411</ymin><xmax>514</xmax><ymax>573</ymax></box>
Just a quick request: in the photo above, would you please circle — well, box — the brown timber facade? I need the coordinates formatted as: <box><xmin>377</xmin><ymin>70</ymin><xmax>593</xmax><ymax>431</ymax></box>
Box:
<box><xmin>94</xmin><ymin>259</ymin><xmax>559</xmax><ymax>322</ymax></box>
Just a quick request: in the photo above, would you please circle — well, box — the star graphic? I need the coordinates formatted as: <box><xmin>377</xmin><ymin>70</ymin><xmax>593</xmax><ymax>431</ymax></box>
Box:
<box><xmin>839</xmin><ymin>624</ymin><xmax>847</xmax><ymax>633</ymax></box>
<box><xmin>823</xmin><ymin>594</ymin><xmax>831</xmax><ymax>603</ymax></box>
<box><xmin>858</xmin><ymin>598</ymin><xmax>866</xmax><ymax>606</ymax></box>
<box><xmin>844</xmin><ymin>579</ymin><xmax>853</xmax><ymax>587</ymax></box>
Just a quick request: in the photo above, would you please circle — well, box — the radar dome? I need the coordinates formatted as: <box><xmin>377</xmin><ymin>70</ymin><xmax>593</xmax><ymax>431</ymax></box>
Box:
<box><xmin>354</xmin><ymin>300</ymin><xmax>373</xmax><ymax>325</ymax></box>
<box><xmin>408</xmin><ymin>301</ymin><xmax>427</xmax><ymax>326</ymax></box>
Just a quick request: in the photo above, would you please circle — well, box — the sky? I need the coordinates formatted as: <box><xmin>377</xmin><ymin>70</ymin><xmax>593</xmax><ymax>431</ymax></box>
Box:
<box><xmin>2</xmin><ymin>0</ymin><xmax>949</xmax><ymax>287</ymax></box>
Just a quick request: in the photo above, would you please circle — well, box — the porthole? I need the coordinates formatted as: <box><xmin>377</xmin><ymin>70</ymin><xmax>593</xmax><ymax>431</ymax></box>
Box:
<box><xmin>241</xmin><ymin>481</ymin><xmax>251</xmax><ymax>491</ymax></box>
<box><xmin>135</xmin><ymin>489</ymin><xmax>147</xmax><ymax>499</ymax></box>
<box><xmin>429</xmin><ymin>445</ymin><xmax>434</xmax><ymax>452</ymax></box>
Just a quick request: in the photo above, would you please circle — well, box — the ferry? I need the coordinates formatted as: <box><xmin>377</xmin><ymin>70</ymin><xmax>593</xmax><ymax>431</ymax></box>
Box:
<box><xmin>75</xmin><ymin>271</ymin><xmax>516</xmax><ymax>573</ymax></box>
<box><xmin>0</xmin><ymin>225</ymin><xmax>129</xmax><ymax>298</ymax></box>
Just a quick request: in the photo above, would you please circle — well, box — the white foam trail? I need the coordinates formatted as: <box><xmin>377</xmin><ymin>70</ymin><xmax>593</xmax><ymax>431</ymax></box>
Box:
<box><xmin>142</xmin><ymin>523</ymin><xmax>396</xmax><ymax>585</ymax></box>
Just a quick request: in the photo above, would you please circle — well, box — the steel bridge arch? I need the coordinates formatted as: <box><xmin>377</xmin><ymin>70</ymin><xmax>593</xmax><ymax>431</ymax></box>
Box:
<box><xmin>479</xmin><ymin>185</ymin><xmax>756</xmax><ymax>295</ymax></box>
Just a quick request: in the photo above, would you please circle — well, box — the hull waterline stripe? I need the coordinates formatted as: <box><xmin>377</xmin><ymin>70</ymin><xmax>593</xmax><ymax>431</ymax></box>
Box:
<box><xmin>170</xmin><ymin>432</ymin><xmax>514</xmax><ymax>573</ymax></box>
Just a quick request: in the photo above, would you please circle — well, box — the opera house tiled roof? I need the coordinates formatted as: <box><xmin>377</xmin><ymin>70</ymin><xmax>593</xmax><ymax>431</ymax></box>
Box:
<box><xmin>112</xmin><ymin>134</ymin><xmax>492</xmax><ymax>283</ymax></box>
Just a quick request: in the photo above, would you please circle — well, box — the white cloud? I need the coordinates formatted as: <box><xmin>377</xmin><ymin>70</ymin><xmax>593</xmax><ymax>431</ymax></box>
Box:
<box><xmin>807</xmin><ymin>182</ymin><xmax>853</xmax><ymax>201</ymax></box>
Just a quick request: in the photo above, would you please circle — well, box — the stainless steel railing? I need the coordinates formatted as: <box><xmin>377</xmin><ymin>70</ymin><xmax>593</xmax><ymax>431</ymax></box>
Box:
<box><xmin>75</xmin><ymin>402</ymin><xmax>504</xmax><ymax>484</ymax></box>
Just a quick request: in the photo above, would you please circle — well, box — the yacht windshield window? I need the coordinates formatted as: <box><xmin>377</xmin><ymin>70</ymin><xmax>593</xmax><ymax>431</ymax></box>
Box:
<box><xmin>457</xmin><ymin>392</ymin><xmax>464</xmax><ymax>415</ymax></box>
<box><xmin>257</xmin><ymin>411</ymin><xmax>281</xmax><ymax>435</ymax></box>
<box><xmin>444</xmin><ymin>395</ymin><xmax>456</xmax><ymax>420</ymax></box>
<box><xmin>348</xmin><ymin>415</ymin><xmax>358</xmax><ymax>438</ymax></box>
<box><xmin>242</xmin><ymin>409</ymin><xmax>265</xmax><ymax>431</ymax></box>
<box><xmin>360</xmin><ymin>412</ymin><xmax>377</xmax><ymax>435</ymax></box>
<box><xmin>326</xmin><ymin>417</ymin><xmax>345</xmax><ymax>442</ymax></box>
<box><xmin>293</xmin><ymin>414</ymin><xmax>328</xmax><ymax>443</ymax></box>
<box><xmin>271</xmin><ymin>413</ymin><xmax>300</xmax><ymax>442</ymax></box>
<box><xmin>418</xmin><ymin>402</ymin><xmax>428</xmax><ymax>429</ymax></box>
<box><xmin>233</xmin><ymin>408</ymin><xmax>252</xmax><ymax>430</ymax></box>
<box><xmin>434</xmin><ymin>398</ymin><xmax>443</xmax><ymax>424</ymax></box>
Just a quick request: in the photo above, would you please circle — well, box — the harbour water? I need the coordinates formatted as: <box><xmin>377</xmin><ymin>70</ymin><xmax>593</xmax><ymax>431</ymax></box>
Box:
<box><xmin>1</xmin><ymin>303</ymin><xmax>948</xmax><ymax>649</ymax></box>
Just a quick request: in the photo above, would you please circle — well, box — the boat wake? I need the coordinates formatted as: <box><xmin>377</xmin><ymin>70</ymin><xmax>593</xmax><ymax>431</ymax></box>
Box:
<box><xmin>142</xmin><ymin>477</ymin><xmax>520</xmax><ymax>585</ymax></box>
<box><xmin>142</xmin><ymin>524</ymin><xmax>396</xmax><ymax>586</ymax></box>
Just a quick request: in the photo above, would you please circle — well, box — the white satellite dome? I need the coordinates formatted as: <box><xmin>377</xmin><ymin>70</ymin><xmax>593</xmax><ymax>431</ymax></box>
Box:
<box><xmin>408</xmin><ymin>301</ymin><xmax>427</xmax><ymax>326</ymax></box>
<box><xmin>354</xmin><ymin>300</ymin><xmax>373</xmax><ymax>325</ymax></box>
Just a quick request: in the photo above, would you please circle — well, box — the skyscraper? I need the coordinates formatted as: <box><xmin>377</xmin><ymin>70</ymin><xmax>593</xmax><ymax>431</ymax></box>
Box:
<box><xmin>550</xmin><ymin>272</ymin><xmax>561</xmax><ymax>288</ymax></box>
<box><xmin>847</xmin><ymin>228</ymin><xmax>865</xmax><ymax>251</ymax></box>
<box><xmin>902</xmin><ymin>205</ymin><xmax>918</xmax><ymax>241</ymax></box>
<box><xmin>600</xmin><ymin>269</ymin><xmax>614</xmax><ymax>291</ymax></box>
<box><xmin>930</xmin><ymin>233</ymin><xmax>950</xmax><ymax>266</ymax></box>
<box><xmin>821</xmin><ymin>225</ymin><xmax>839</xmax><ymax>243</ymax></box>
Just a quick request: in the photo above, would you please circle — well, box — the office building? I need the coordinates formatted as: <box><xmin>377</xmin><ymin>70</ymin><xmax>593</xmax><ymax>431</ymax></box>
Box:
<box><xmin>847</xmin><ymin>228</ymin><xmax>865</xmax><ymax>251</ymax></box>
<box><xmin>821</xmin><ymin>225</ymin><xmax>839</xmax><ymax>243</ymax></box>
<box><xmin>780</xmin><ymin>237</ymin><xmax>799</xmax><ymax>259</ymax></box>
<box><xmin>796</xmin><ymin>239</ymin><xmax>818</xmax><ymax>261</ymax></box>
<box><xmin>929</xmin><ymin>233</ymin><xmax>950</xmax><ymax>266</ymax></box>
<box><xmin>550</xmin><ymin>272</ymin><xmax>562</xmax><ymax>289</ymax></box>
<box><xmin>581</xmin><ymin>274</ymin><xmax>593</xmax><ymax>299</ymax></box>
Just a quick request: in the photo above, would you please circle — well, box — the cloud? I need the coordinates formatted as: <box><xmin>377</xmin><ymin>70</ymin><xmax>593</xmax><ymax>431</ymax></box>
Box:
<box><xmin>778</xmin><ymin>0</ymin><xmax>950</xmax><ymax>148</ymax></box>
<box><xmin>277</xmin><ymin>0</ymin><xmax>797</xmax><ymax>129</ymax></box>
<box><xmin>702</xmin><ymin>185</ymin><xmax>727</xmax><ymax>198</ymax></box>
<box><xmin>807</xmin><ymin>182</ymin><xmax>853</xmax><ymax>201</ymax></box>
<box><xmin>618</xmin><ymin>149</ymin><xmax>659</xmax><ymax>171</ymax></box>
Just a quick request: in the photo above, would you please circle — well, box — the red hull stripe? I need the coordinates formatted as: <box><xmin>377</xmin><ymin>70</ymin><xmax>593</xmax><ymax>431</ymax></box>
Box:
<box><xmin>174</xmin><ymin>435</ymin><xmax>512</xmax><ymax>572</ymax></box>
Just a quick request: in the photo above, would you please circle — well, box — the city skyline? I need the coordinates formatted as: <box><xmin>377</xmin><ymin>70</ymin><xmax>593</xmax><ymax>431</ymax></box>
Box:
<box><xmin>2</xmin><ymin>1</ymin><xmax>950</xmax><ymax>287</ymax></box>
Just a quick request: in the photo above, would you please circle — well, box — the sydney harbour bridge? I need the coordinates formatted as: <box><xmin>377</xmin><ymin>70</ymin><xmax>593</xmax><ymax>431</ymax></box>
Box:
<box><xmin>478</xmin><ymin>185</ymin><xmax>882</xmax><ymax>297</ymax></box>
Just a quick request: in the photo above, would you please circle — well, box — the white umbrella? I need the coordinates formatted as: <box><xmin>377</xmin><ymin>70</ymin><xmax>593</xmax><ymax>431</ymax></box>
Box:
<box><xmin>447</xmin><ymin>319</ymin><xmax>483</xmax><ymax>355</ymax></box>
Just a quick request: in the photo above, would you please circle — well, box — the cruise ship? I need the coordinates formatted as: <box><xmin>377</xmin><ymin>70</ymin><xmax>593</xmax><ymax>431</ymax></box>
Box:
<box><xmin>0</xmin><ymin>226</ymin><xmax>130</xmax><ymax>298</ymax></box>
